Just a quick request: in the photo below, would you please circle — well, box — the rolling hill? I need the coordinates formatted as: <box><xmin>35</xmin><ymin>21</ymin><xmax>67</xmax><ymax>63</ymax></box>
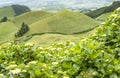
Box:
<box><xmin>12</xmin><ymin>11</ymin><xmax>54</xmax><ymax>26</ymax></box>
<box><xmin>27</xmin><ymin>10</ymin><xmax>99</xmax><ymax>35</ymax></box>
<box><xmin>0</xmin><ymin>6</ymin><xmax>15</xmax><ymax>18</ymax></box>
<box><xmin>0</xmin><ymin>10</ymin><xmax>100</xmax><ymax>46</ymax></box>
<box><xmin>0</xmin><ymin>22</ymin><xmax>18</xmax><ymax>43</ymax></box>
<box><xmin>86</xmin><ymin>1</ymin><xmax>120</xmax><ymax>18</ymax></box>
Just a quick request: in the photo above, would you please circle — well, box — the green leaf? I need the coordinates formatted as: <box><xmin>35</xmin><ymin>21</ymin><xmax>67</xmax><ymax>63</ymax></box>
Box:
<box><xmin>62</xmin><ymin>61</ymin><xmax>72</xmax><ymax>69</ymax></box>
<box><xmin>34</xmin><ymin>70</ymin><xmax>41</xmax><ymax>76</ymax></box>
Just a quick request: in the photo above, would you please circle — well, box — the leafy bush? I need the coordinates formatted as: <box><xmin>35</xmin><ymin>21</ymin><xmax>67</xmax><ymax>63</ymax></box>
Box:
<box><xmin>15</xmin><ymin>22</ymin><xmax>29</xmax><ymax>37</ymax></box>
<box><xmin>0</xmin><ymin>17</ymin><xmax>7</xmax><ymax>22</ymax></box>
<box><xmin>0</xmin><ymin>8</ymin><xmax>120</xmax><ymax>78</ymax></box>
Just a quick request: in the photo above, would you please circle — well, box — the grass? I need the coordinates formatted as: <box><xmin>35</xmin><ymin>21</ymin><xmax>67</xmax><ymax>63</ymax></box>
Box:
<box><xmin>27</xmin><ymin>10</ymin><xmax>99</xmax><ymax>35</ymax></box>
<box><xmin>0</xmin><ymin>22</ymin><xmax>17</xmax><ymax>43</ymax></box>
<box><xmin>12</xmin><ymin>11</ymin><xmax>54</xmax><ymax>26</ymax></box>
<box><xmin>27</xmin><ymin>34</ymin><xmax>80</xmax><ymax>47</ymax></box>
<box><xmin>96</xmin><ymin>12</ymin><xmax>111</xmax><ymax>22</ymax></box>
<box><xmin>0</xmin><ymin>6</ymin><xmax>15</xmax><ymax>18</ymax></box>
<box><xmin>26</xmin><ymin>28</ymin><xmax>96</xmax><ymax>47</ymax></box>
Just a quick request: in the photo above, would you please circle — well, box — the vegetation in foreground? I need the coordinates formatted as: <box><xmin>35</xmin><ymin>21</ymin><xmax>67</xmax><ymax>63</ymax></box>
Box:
<box><xmin>0</xmin><ymin>8</ymin><xmax>120</xmax><ymax>78</ymax></box>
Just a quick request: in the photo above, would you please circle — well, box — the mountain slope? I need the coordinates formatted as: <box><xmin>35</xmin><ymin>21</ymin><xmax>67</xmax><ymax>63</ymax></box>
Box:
<box><xmin>27</xmin><ymin>10</ymin><xmax>99</xmax><ymax>35</ymax></box>
<box><xmin>86</xmin><ymin>1</ymin><xmax>120</xmax><ymax>18</ymax></box>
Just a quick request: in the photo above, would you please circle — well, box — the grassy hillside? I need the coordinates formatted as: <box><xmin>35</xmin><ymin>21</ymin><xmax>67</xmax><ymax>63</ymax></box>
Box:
<box><xmin>27</xmin><ymin>10</ymin><xmax>99</xmax><ymax>35</ymax></box>
<box><xmin>96</xmin><ymin>12</ymin><xmax>111</xmax><ymax>22</ymax></box>
<box><xmin>0</xmin><ymin>22</ymin><xmax>18</xmax><ymax>43</ymax></box>
<box><xmin>0</xmin><ymin>6</ymin><xmax>15</xmax><ymax>18</ymax></box>
<box><xmin>12</xmin><ymin>11</ymin><xmax>54</xmax><ymax>26</ymax></box>
<box><xmin>86</xmin><ymin>1</ymin><xmax>120</xmax><ymax>18</ymax></box>
<box><xmin>26</xmin><ymin>28</ymin><xmax>95</xmax><ymax>47</ymax></box>
<box><xmin>27</xmin><ymin>34</ymin><xmax>80</xmax><ymax>47</ymax></box>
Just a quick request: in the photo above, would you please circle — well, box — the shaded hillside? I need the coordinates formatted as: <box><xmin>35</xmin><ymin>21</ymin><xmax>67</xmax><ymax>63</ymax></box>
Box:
<box><xmin>27</xmin><ymin>10</ymin><xmax>99</xmax><ymax>35</ymax></box>
<box><xmin>12</xmin><ymin>5</ymin><xmax>30</xmax><ymax>16</ymax></box>
<box><xmin>13</xmin><ymin>11</ymin><xmax>54</xmax><ymax>26</ymax></box>
<box><xmin>86</xmin><ymin>1</ymin><xmax>120</xmax><ymax>18</ymax></box>
<box><xmin>0</xmin><ymin>5</ymin><xmax>30</xmax><ymax>18</ymax></box>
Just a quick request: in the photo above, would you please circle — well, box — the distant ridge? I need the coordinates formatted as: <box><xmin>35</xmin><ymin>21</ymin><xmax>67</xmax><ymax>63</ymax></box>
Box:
<box><xmin>86</xmin><ymin>1</ymin><xmax>120</xmax><ymax>18</ymax></box>
<box><xmin>0</xmin><ymin>5</ymin><xmax>30</xmax><ymax>18</ymax></box>
<box><xmin>12</xmin><ymin>5</ymin><xmax>30</xmax><ymax>16</ymax></box>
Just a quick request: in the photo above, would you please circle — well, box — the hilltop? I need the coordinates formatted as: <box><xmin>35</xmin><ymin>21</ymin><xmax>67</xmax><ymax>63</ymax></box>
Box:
<box><xmin>12</xmin><ymin>11</ymin><xmax>54</xmax><ymax>26</ymax></box>
<box><xmin>27</xmin><ymin>10</ymin><xmax>99</xmax><ymax>35</ymax></box>
<box><xmin>86</xmin><ymin>1</ymin><xmax>120</xmax><ymax>18</ymax></box>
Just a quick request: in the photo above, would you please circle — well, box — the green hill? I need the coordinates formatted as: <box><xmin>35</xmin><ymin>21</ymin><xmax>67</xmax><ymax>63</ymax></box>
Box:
<box><xmin>0</xmin><ymin>6</ymin><xmax>15</xmax><ymax>18</ymax></box>
<box><xmin>86</xmin><ymin>1</ymin><xmax>120</xmax><ymax>18</ymax></box>
<box><xmin>12</xmin><ymin>11</ymin><xmax>54</xmax><ymax>26</ymax></box>
<box><xmin>0</xmin><ymin>10</ymin><xmax>99</xmax><ymax>45</ymax></box>
<box><xmin>96</xmin><ymin>12</ymin><xmax>111</xmax><ymax>22</ymax></box>
<box><xmin>27</xmin><ymin>10</ymin><xmax>99</xmax><ymax>35</ymax></box>
<box><xmin>0</xmin><ymin>5</ymin><xmax>30</xmax><ymax>19</ymax></box>
<box><xmin>0</xmin><ymin>22</ymin><xmax>18</xmax><ymax>43</ymax></box>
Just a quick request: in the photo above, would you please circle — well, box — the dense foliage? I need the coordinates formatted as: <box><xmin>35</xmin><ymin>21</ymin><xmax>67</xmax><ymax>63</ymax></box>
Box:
<box><xmin>0</xmin><ymin>17</ymin><xmax>7</xmax><ymax>23</ymax></box>
<box><xmin>15</xmin><ymin>22</ymin><xmax>29</xmax><ymax>37</ymax></box>
<box><xmin>0</xmin><ymin>8</ymin><xmax>120</xmax><ymax>78</ymax></box>
<box><xmin>86</xmin><ymin>1</ymin><xmax>120</xmax><ymax>18</ymax></box>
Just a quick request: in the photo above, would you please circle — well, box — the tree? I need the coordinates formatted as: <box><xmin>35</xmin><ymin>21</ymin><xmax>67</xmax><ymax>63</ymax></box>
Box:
<box><xmin>15</xmin><ymin>22</ymin><xmax>29</xmax><ymax>37</ymax></box>
<box><xmin>0</xmin><ymin>17</ymin><xmax>7</xmax><ymax>22</ymax></box>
